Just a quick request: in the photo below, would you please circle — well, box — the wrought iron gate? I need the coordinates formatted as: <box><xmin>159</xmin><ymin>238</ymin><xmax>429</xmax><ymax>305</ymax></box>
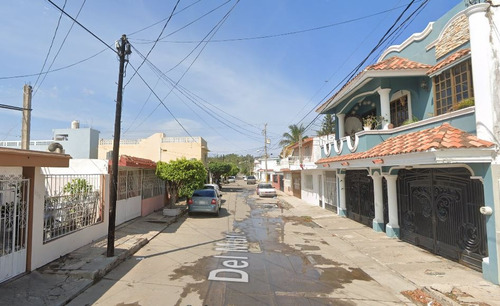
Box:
<box><xmin>398</xmin><ymin>168</ymin><xmax>487</xmax><ymax>271</ymax></box>
<box><xmin>324</xmin><ymin>172</ymin><xmax>337</xmax><ymax>213</ymax></box>
<box><xmin>345</xmin><ymin>170</ymin><xmax>374</xmax><ymax>227</ymax></box>
<box><xmin>0</xmin><ymin>179</ymin><xmax>29</xmax><ymax>283</ymax></box>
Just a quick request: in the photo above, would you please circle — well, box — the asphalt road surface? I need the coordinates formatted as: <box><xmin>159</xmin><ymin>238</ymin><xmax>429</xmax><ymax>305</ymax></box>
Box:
<box><xmin>69</xmin><ymin>180</ymin><xmax>409</xmax><ymax>305</ymax></box>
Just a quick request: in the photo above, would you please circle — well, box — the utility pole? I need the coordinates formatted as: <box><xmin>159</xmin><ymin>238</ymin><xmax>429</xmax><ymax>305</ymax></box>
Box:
<box><xmin>299</xmin><ymin>133</ymin><xmax>303</xmax><ymax>169</ymax></box>
<box><xmin>107</xmin><ymin>34</ymin><xmax>131</xmax><ymax>257</ymax></box>
<box><xmin>264</xmin><ymin>123</ymin><xmax>269</xmax><ymax>182</ymax></box>
<box><xmin>21</xmin><ymin>84</ymin><xmax>32</xmax><ymax>150</ymax></box>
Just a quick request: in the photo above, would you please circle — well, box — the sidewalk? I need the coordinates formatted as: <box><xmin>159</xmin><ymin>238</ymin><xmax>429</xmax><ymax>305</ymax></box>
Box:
<box><xmin>1</xmin><ymin>193</ymin><xmax>499</xmax><ymax>305</ymax></box>
<box><xmin>275</xmin><ymin>190</ymin><xmax>500</xmax><ymax>306</ymax></box>
<box><xmin>0</xmin><ymin>207</ymin><xmax>187</xmax><ymax>306</ymax></box>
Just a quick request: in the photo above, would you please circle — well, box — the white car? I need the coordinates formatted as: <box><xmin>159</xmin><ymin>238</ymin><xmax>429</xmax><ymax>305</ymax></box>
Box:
<box><xmin>203</xmin><ymin>184</ymin><xmax>222</xmax><ymax>198</ymax></box>
<box><xmin>256</xmin><ymin>183</ymin><xmax>276</xmax><ymax>197</ymax></box>
<box><xmin>227</xmin><ymin>176</ymin><xmax>236</xmax><ymax>183</ymax></box>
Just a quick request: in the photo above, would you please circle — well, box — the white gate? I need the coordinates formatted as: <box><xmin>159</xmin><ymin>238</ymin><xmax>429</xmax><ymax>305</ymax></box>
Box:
<box><xmin>324</xmin><ymin>172</ymin><xmax>337</xmax><ymax>213</ymax></box>
<box><xmin>0</xmin><ymin>179</ymin><xmax>29</xmax><ymax>283</ymax></box>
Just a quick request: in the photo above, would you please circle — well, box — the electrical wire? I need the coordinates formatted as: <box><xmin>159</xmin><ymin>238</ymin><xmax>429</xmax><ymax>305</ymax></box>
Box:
<box><xmin>124</xmin><ymin>0</ymin><xmax>181</xmax><ymax>88</ymax></box>
<box><xmin>34</xmin><ymin>0</ymin><xmax>87</xmax><ymax>97</ymax></box>
<box><xmin>300</xmin><ymin>0</ymin><xmax>423</xmax><ymax>134</ymax></box>
<box><xmin>129</xmin><ymin>45</ymin><xmax>263</xmax><ymax>142</ymax></box>
<box><xmin>130</xmin><ymin>0</ymin><xmax>231</xmax><ymax>45</ymax></box>
<box><xmin>130</xmin><ymin>0</ymin><xmax>240</xmax><ymax>133</ymax></box>
<box><xmin>33</xmin><ymin>0</ymin><xmax>67</xmax><ymax>91</ymax></box>
<box><xmin>140</xmin><ymin>1</ymin><xmax>426</xmax><ymax>44</ymax></box>
<box><xmin>127</xmin><ymin>62</ymin><xmax>197</xmax><ymax>142</ymax></box>
<box><xmin>127</xmin><ymin>0</ymin><xmax>203</xmax><ymax>36</ymax></box>
<box><xmin>45</xmin><ymin>0</ymin><xmax>117</xmax><ymax>54</ymax></box>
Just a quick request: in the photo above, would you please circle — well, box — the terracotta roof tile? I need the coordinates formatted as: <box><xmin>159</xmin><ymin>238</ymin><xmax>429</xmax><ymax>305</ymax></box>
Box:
<box><xmin>112</xmin><ymin>155</ymin><xmax>157</xmax><ymax>169</ymax></box>
<box><xmin>317</xmin><ymin>123</ymin><xmax>495</xmax><ymax>164</ymax></box>
<box><xmin>368</xmin><ymin>56</ymin><xmax>432</xmax><ymax>71</ymax></box>
<box><xmin>427</xmin><ymin>48</ymin><xmax>471</xmax><ymax>75</ymax></box>
<box><xmin>317</xmin><ymin>56</ymin><xmax>431</xmax><ymax>112</ymax></box>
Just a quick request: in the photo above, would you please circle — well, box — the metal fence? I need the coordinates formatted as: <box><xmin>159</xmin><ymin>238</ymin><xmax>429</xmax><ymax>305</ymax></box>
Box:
<box><xmin>1</xmin><ymin>179</ymin><xmax>29</xmax><ymax>257</ymax></box>
<box><xmin>117</xmin><ymin>169</ymin><xmax>142</xmax><ymax>200</ymax></box>
<box><xmin>142</xmin><ymin>170</ymin><xmax>164</xmax><ymax>199</ymax></box>
<box><xmin>43</xmin><ymin>174</ymin><xmax>103</xmax><ymax>243</ymax></box>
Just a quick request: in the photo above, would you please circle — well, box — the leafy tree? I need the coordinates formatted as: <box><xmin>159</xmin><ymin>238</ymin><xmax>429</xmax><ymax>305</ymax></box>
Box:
<box><xmin>317</xmin><ymin>114</ymin><xmax>336</xmax><ymax>136</ymax></box>
<box><xmin>156</xmin><ymin>158</ymin><xmax>207</xmax><ymax>208</ymax></box>
<box><xmin>229</xmin><ymin>164</ymin><xmax>239</xmax><ymax>176</ymax></box>
<box><xmin>208</xmin><ymin>161</ymin><xmax>232</xmax><ymax>182</ymax></box>
<box><xmin>279</xmin><ymin>124</ymin><xmax>307</xmax><ymax>156</ymax></box>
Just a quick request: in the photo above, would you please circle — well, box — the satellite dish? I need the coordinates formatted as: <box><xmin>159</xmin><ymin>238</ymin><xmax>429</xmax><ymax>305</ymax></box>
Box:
<box><xmin>344</xmin><ymin>116</ymin><xmax>362</xmax><ymax>137</ymax></box>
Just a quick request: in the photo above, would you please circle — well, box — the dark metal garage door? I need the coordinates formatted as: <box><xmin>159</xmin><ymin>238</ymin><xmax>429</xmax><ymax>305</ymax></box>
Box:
<box><xmin>398</xmin><ymin>168</ymin><xmax>488</xmax><ymax>271</ymax></box>
<box><xmin>345</xmin><ymin>170</ymin><xmax>374</xmax><ymax>227</ymax></box>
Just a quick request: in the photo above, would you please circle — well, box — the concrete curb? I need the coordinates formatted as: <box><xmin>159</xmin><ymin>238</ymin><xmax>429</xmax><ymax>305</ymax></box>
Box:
<box><xmin>62</xmin><ymin>209</ymin><xmax>188</xmax><ymax>305</ymax></box>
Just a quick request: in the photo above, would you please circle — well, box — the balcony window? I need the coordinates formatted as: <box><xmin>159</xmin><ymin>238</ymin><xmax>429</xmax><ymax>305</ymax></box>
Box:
<box><xmin>433</xmin><ymin>59</ymin><xmax>474</xmax><ymax>115</ymax></box>
<box><xmin>390</xmin><ymin>95</ymin><xmax>409</xmax><ymax>127</ymax></box>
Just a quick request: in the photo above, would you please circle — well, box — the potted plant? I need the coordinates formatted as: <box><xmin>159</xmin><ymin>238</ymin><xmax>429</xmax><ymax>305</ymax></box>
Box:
<box><xmin>362</xmin><ymin>115</ymin><xmax>383</xmax><ymax>130</ymax></box>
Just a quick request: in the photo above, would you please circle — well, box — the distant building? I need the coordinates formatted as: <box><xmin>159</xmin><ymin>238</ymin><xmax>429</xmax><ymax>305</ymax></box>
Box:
<box><xmin>98</xmin><ymin>132</ymin><xmax>209</xmax><ymax>166</ymax></box>
<box><xmin>0</xmin><ymin>120</ymin><xmax>100</xmax><ymax>159</ymax></box>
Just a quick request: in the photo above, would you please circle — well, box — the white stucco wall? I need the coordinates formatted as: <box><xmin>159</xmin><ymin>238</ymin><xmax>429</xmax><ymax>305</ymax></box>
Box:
<box><xmin>116</xmin><ymin>196</ymin><xmax>142</xmax><ymax>226</ymax></box>
<box><xmin>300</xmin><ymin>170</ymin><xmax>322</xmax><ymax>206</ymax></box>
<box><xmin>30</xmin><ymin>167</ymin><xmax>110</xmax><ymax>270</ymax></box>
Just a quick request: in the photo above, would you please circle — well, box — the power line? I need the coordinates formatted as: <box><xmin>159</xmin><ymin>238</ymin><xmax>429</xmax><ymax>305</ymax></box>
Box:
<box><xmin>136</xmin><ymin>1</ymin><xmax>425</xmax><ymax>44</ymax></box>
<box><xmin>301</xmin><ymin>0</ymin><xmax>423</xmax><ymax>134</ymax></box>
<box><xmin>130</xmin><ymin>0</ymin><xmax>240</xmax><ymax>133</ymax></box>
<box><xmin>124</xmin><ymin>0</ymin><xmax>181</xmax><ymax>88</ymax></box>
<box><xmin>130</xmin><ymin>45</ymin><xmax>263</xmax><ymax>142</ymax></box>
<box><xmin>46</xmin><ymin>0</ymin><xmax>117</xmax><ymax>54</ymax></box>
<box><xmin>33</xmin><ymin>0</ymin><xmax>67</xmax><ymax>91</ymax></box>
<box><xmin>127</xmin><ymin>0</ymin><xmax>203</xmax><ymax>36</ymax></box>
<box><xmin>34</xmin><ymin>0</ymin><xmax>87</xmax><ymax>97</ymax></box>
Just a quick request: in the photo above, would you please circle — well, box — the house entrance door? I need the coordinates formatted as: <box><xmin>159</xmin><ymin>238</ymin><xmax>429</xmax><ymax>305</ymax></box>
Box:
<box><xmin>0</xmin><ymin>179</ymin><xmax>29</xmax><ymax>283</ymax></box>
<box><xmin>398</xmin><ymin>168</ymin><xmax>487</xmax><ymax>271</ymax></box>
<box><xmin>345</xmin><ymin>170</ymin><xmax>374</xmax><ymax>227</ymax></box>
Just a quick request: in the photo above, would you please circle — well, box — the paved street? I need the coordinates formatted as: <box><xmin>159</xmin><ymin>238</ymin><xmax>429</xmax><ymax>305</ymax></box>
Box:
<box><xmin>69</xmin><ymin>180</ymin><xmax>417</xmax><ymax>305</ymax></box>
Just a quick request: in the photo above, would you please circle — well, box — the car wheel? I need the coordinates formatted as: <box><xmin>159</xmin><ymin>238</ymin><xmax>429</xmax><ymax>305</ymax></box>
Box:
<box><xmin>214</xmin><ymin>208</ymin><xmax>220</xmax><ymax>217</ymax></box>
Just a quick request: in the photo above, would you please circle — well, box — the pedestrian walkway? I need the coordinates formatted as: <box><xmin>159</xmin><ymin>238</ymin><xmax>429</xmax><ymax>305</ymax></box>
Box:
<box><xmin>275</xmin><ymin>190</ymin><xmax>500</xmax><ymax>306</ymax></box>
<box><xmin>0</xmin><ymin>207</ymin><xmax>186</xmax><ymax>306</ymax></box>
<box><xmin>1</xmin><ymin>193</ymin><xmax>499</xmax><ymax>305</ymax></box>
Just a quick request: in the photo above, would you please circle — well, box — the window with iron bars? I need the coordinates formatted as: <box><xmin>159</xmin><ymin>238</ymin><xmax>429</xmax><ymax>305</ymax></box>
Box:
<box><xmin>142</xmin><ymin>170</ymin><xmax>165</xmax><ymax>199</ymax></box>
<box><xmin>117</xmin><ymin>169</ymin><xmax>142</xmax><ymax>200</ymax></box>
<box><xmin>43</xmin><ymin>174</ymin><xmax>103</xmax><ymax>243</ymax></box>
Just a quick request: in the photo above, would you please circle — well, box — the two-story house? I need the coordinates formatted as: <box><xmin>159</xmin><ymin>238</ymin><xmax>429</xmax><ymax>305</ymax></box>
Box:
<box><xmin>315</xmin><ymin>1</ymin><xmax>499</xmax><ymax>284</ymax></box>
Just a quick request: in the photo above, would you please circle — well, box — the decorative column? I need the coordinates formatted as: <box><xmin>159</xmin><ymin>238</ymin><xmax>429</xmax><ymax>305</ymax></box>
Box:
<box><xmin>336</xmin><ymin>113</ymin><xmax>345</xmax><ymax>138</ymax></box>
<box><xmin>371</xmin><ymin>171</ymin><xmax>384</xmax><ymax>232</ymax></box>
<box><xmin>466</xmin><ymin>1</ymin><xmax>500</xmax><ymax>286</ymax></box>
<box><xmin>337</xmin><ymin>173</ymin><xmax>346</xmax><ymax>216</ymax></box>
<box><xmin>377</xmin><ymin>88</ymin><xmax>391</xmax><ymax>130</ymax></box>
<box><xmin>384</xmin><ymin>174</ymin><xmax>399</xmax><ymax>238</ymax></box>
<box><xmin>465</xmin><ymin>3</ymin><xmax>497</xmax><ymax>143</ymax></box>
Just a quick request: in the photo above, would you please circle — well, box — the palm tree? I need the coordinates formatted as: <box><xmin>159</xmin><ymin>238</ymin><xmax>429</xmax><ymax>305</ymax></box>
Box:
<box><xmin>279</xmin><ymin>124</ymin><xmax>307</xmax><ymax>156</ymax></box>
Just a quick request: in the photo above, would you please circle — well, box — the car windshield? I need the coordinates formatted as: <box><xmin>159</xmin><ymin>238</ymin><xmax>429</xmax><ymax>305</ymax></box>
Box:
<box><xmin>192</xmin><ymin>189</ymin><xmax>216</xmax><ymax>197</ymax></box>
<box><xmin>203</xmin><ymin>185</ymin><xmax>216</xmax><ymax>190</ymax></box>
<box><xmin>247</xmin><ymin>176</ymin><xmax>256</xmax><ymax>179</ymax></box>
<box><xmin>258</xmin><ymin>183</ymin><xmax>273</xmax><ymax>189</ymax></box>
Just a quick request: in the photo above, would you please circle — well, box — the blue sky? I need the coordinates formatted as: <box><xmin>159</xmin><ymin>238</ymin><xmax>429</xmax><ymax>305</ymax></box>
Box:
<box><xmin>0</xmin><ymin>0</ymin><xmax>458</xmax><ymax>157</ymax></box>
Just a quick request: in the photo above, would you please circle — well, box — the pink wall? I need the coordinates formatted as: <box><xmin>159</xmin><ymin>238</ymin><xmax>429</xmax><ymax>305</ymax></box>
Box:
<box><xmin>141</xmin><ymin>195</ymin><xmax>164</xmax><ymax>216</ymax></box>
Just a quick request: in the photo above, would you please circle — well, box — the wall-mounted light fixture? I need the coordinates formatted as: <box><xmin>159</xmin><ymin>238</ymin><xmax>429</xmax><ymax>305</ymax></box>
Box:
<box><xmin>420</xmin><ymin>78</ymin><xmax>429</xmax><ymax>91</ymax></box>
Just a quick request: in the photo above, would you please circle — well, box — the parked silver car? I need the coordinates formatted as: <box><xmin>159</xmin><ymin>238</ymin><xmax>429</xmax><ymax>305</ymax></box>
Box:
<box><xmin>256</xmin><ymin>183</ymin><xmax>276</xmax><ymax>197</ymax></box>
<box><xmin>203</xmin><ymin>183</ymin><xmax>222</xmax><ymax>198</ymax></box>
<box><xmin>246</xmin><ymin>175</ymin><xmax>257</xmax><ymax>184</ymax></box>
<box><xmin>187</xmin><ymin>189</ymin><xmax>221</xmax><ymax>216</ymax></box>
